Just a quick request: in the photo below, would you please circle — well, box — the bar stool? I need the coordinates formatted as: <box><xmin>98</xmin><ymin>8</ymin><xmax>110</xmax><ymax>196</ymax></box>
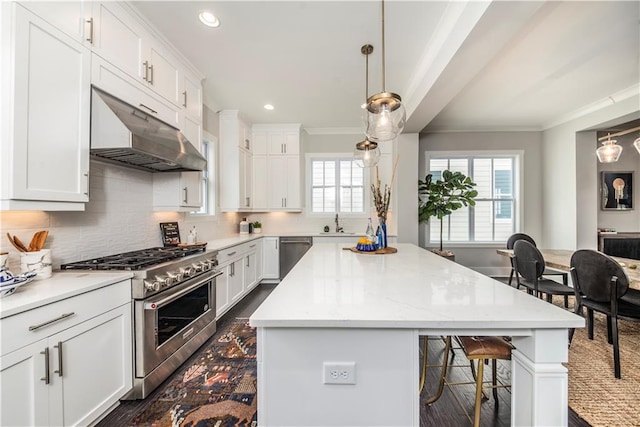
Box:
<box><xmin>421</xmin><ymin>335</ymin><xmax>514</xmax><ymax>427</ymax></box>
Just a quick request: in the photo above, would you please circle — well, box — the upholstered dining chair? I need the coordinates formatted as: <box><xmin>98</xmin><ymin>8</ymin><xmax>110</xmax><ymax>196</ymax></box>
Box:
<box><xmin>569</xmin><ymin>249</ymin><xmax>640</xmax><ymax>379</ymax></box>
<box><xmin>506</xmin><ymin>233</ymin><xmax>568</xmax><ymax>288</ymax></box>
<box><xmin>513</xmin><ymin>240</ymin><xmax>574</xmax><ymax>307</ymax></box>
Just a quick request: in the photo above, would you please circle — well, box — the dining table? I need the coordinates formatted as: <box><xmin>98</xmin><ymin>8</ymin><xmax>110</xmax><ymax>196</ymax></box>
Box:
<box><xmin>496</xmin><ymin>248</ymin><xmax>640</xmax><ymax>289</ymax></box>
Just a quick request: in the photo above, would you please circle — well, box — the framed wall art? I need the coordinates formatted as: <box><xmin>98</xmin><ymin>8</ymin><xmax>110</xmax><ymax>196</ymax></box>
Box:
<box><xmin>601</xmin><ymin>171</ymin><xmax>633</xmax><ymax>210</ymax></box>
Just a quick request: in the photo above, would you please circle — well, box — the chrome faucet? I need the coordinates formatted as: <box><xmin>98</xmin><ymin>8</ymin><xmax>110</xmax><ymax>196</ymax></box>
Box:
<box><xmin>335</xmin><ymin>214</ymin><xmax>343</xmax><ymax>233</ymax></box>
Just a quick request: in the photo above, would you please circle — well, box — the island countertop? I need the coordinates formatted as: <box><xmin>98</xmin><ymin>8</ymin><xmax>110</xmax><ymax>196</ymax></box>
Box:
<box><xmin>250</xmin><ymin>243</ymin><xmax>583</xmax><ymax>329</ymax></box>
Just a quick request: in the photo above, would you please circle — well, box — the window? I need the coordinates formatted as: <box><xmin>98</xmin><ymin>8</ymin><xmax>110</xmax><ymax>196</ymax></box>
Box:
<box><xmin>428</xmin><ymin>155</ymin><xmax>519</xmax><ymax>243</ymax></box>
<box><xmin>193</xmin><ymin>134</ymin><xmax>216</xmax><ymax>216</ymax></box>
<box><xmin>309</xmin><ymin>156</ymin><xmax>366</xmax><ymax>214</ymax></box>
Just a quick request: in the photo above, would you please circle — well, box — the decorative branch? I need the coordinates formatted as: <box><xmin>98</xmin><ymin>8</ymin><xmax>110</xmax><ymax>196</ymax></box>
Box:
<box><xmin>371</xmin><ymin>156</ymin><xmax>399</xmax><ymax>223</ymax></box>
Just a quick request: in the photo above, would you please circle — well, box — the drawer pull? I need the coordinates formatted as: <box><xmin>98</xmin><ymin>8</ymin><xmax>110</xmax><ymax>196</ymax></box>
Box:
<box><xmin>227</xmin><ymin>251</ymin><xmax>237</xmax><ymax>256</ymax></box>
<box><xmin>138</xmin><ymin>104</ymin><xmax>158</xmax><ymax>114</ymax></box>
<box><xmin>250</xmin><ymin>244</ymin><xmax>256</xmax><ymax>248</ymax></box>
<box><xmin>29</xmin><ymin>312</ymin><xmax>75</xmax><ymax>331</ymax></box>
<box><xmin>54</xmin><ymin>341</ymin><xmax>63</xmax><ymax>377</ymax></box>
<box><xmin>40</xmin><ymin>347</ymin><xmax>50</xmax><ymax>384</ymax></box>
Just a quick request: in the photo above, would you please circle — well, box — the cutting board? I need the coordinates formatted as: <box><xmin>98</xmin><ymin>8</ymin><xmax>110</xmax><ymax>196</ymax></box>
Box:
<box><xmin>343</xmin><ymin>246</ymin><xmax>397</xmax><ymax>255</ymax></box>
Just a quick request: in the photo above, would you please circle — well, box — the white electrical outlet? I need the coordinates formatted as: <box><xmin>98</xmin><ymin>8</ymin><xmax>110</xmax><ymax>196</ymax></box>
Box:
<box><xmin>322</xmin><ymin>362</ymin><xmax>356</xmax><ymax>384</ymax></box>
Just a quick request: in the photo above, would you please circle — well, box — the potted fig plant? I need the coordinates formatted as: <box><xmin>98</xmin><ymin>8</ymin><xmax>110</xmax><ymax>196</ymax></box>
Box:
<box><xmin>418</xmin><ymin>170</ymin><xmax>478</xmax><ymax>260</ymax></box>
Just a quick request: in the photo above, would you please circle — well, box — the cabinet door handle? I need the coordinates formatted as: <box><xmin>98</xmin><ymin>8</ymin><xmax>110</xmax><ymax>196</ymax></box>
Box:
<box><xmin>284</xmin><ymin>198</ymin><xmax>287</xmax><ymax>208</ymax></box>
<box><xmin>246</xmin><ymin>257</ymin><xmax>250</xmax><ymax>267</ymax></box>
<box><xmin>246</xmin><ymin>197</ymin><xmax>250</xmax><ymax>207</ymax></box>
<box><xmin>29</xmin><ymin>312</ymin><xmax>75</xmax><ymax>331</ymax></box>
<box><xmin>183</xmin><ymin>187</ymin><xmax>188</xmax><ymax>204</ymax></box>
<box><xmin>138</xmin><ymin>104</ymin><xmax>158</xmax><ymax>114</ymax></box>
<box><xmin>275</xmin><ymin>240</ymin><xmax>278</xmax><ymax>250</ymax></box>
<box><xmin>182</xmin><ymin>91</ymin><xmax>187</xmax><ymax>108</ymax></box>
<box><xmin>83</xmin><ymin>172</ymin><xmax>89</xmax><ymax>196</ymax></box>
<box><xmin>149</xmin><ymin>64</ymin><xmax>154</xmax><ymax>85</ymax></box>
<box><xmin>40</xmin><ymin>347</ymin><xmax>50</xmax><ymax>384</ymax></box>
<box><xmin>283</xmin><ymin>143</ymin><xmax>287</xmax><ymax>154</ymax></box>
<box><xmin>245</xmin><ymin>139</ymin><xmax>250</xmax><ymax>150</ymax></box>
<box><xmin>85</xmin><ymin>18</ymin><xmax>94</xmax><ymax>44</ymax></box>
<box><xmin>231</xmin><ymin>262</ymin><xmax>235</xmax><ymax>276</ymax></box>
<box><xmin>54</xmin><ymin>341</ymin><xmax>63</xmax><ymax>377</ymax></box>
<box><xmin>143</xmin><ymin>61</ymin><xmax>149</xmax><ymax>82</ymax></box>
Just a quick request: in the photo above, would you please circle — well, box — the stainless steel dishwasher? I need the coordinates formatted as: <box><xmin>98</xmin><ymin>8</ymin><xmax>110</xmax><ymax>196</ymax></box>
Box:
<box><xmin>279</xmin><ymin>237</ymin><xmax>313</xmax><ymax>279</ymax></box>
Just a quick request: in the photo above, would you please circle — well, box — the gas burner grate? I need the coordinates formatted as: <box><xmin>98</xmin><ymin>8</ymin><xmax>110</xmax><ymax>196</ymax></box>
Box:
<box><xmin>61</xmin><ymin>246</ymin><xmax>206</xmax><ymax>271</ymax></box>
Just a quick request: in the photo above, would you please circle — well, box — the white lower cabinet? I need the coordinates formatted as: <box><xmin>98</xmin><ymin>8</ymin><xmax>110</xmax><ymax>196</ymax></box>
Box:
<box><xmin>215</xmin><ymin>240</ymin><xmax>260</xmax><ymax>319</ymax></box>
<box><xmin>262</xmin><ymin>237</ymin><xmax>280</xmax><ymax>281</ymax></box>
<box><xmin>0</xmin><ymin>280</ymin><xmax>132</xmax><ymax>427</ymax></box>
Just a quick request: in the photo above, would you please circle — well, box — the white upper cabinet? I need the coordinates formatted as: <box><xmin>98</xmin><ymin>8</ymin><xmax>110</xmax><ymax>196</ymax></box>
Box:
<box><xmin>153</xmin><ymin>171</ymin><xmax>203</xmax><ymax>211</ymax></box>
<box><xmin>220</xmin><ymin>110</ymin><xmax>253</xmax><ymax>212</ymax></box>
<box><xmin>144</xmin><ymin>40</ymin><xmax>181</xmax><ymax>106</ymax></box>
<box><xmin>90</xmin><ymin>2</ymin><xmax>146</xmax><ymax>84</ymax></box>
<box><xmin>252</xmin><ymin>124</ymin><xmax>302</xmax><ymax>212</ymax></box>
<box><xmin>181</xmin><ymin>72</ymin><xmax>203</xmax><ymax>120</ymax></box>
<box><xmin>1</xmin><ymin>3</ymin><xmax>90</xmax><ymax>210</ymax></box>
<box><xmin>17</xmin><ymin>1</ymin><xmax>92</xmax><ymax>46</ymax></box>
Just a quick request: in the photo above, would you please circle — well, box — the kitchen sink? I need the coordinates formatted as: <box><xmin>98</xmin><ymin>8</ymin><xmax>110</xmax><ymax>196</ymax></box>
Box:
<box><xmin>318</xmin><ymin>232</ymin><xmax>356</xmax><ymax>235</ymax></box>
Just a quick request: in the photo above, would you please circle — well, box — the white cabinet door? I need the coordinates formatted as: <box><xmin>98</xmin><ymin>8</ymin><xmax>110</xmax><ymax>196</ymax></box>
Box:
<box><xmin>228</xmin><ymin>259</ymin><xmax>244</xmax><ymax>304</ymax></box>
<box><xmin>255</xmin><ymin>240</ymin><xmax>264</xmax><ymax>282</ymax></box>
<box><xmin>252</xmin><ymin>155</ymin><xmax>268</xmax><ymax>211</ymax></box>
<box><xmin>252</xmin><ymin>130</ymin><xmax>268</xmax><ymax>155</ymax></box>
<box><xmin>91</xmin><ymin>2</ymin><xmax>145</xmax><ymax>83</ymax></box>
<box><xmin>8</xmin><ymin>4</ymin><xmax>90</xmax><ymax>205</ymax></box>
<box><xmin>146</xmin><ymin>42</ymin><xmax>180</xmax><ymax>106</ymax></box>
<box><xmin>182</xmin><ymin>115</ymin><xmax>202</xmax><ymax>152</ymax></box>
<box><xmin>262</xmin><ymin>237</ymin><xmax>280</xmax><ymax>280</ymax></box>
<box><xmin>215</xmin><ymin>264</ymin><xmax>230</xmax><ymax>318</ymax></box>
<box><xmin>268</xmin><ymin>131</ymin><xmax>286</xmax><ymax>154</ymax></box>
<box><xmin>268</xmin><ymin>157</ymin><xmax>301</xmax><ymax>211</ymax></box>
<box><xmin>54</xmin><ymin>304</ymin><xmax>132</xmax><ymax>427</ymax></box>
<box><xmin>0</xmin><ymin>340</ymin><xmax>50</xmax><ymax>426</ymax></box>
<box><xmin>18</xmin><ymin>1</ymin><xmax>92</xmax><ymax>46</ymax></box>
<box><xmin>153</xmin><ymin>172</ymin><xmax>202</xmax><ymax>211</ymax></box>
<box><xmin>240</xmin><ymin>149</ymin><xmax>252</xmax><ymax>209</ymax></box>
<box><xmin>244</xmin><ymin>251</ymin><xmax>258</xmax><ymax>291</ymax></box>
<box><xmin>181</xmin><ymin>72</ymin><xmax>202</xmax><ymax>120</ymax></box>
<box><xmin>284</xmin><ymin>131</ymin><xmax>300</xmax><ymax>155</ymax></box>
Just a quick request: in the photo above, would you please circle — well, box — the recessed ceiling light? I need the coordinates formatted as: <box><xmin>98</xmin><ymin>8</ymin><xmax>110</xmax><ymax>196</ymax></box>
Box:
<box><xmin>264</xmin><ymin>104</ymin><xmax>275</xmax><ymax>111</ymax></box>
<box><xmin>198</xmin><ymin>11</ymin><xmax>220</xmax><ymax>28</ymax></box>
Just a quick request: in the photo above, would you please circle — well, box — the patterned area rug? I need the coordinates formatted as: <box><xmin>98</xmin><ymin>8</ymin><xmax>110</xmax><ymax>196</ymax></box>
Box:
<box><xmin>131</xmin><ymin>318</ymin><xmax>257</xmax><ymax>427</ymax></box>
<box><xmin>567</xmin><ymin>309</ymin><xmax>640</xmax><ymax>427</ymax></box>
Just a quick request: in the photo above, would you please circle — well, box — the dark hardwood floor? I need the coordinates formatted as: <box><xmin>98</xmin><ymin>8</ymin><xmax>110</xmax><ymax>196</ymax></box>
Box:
<box><xmin>98</xmin><ymin>282</ymin><xmax>591</xmax><ymax>427</ymax></box>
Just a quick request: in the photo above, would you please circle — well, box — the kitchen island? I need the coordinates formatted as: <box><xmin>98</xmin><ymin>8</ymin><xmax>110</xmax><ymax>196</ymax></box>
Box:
<box><xmin>250</xmin><ymin>243</ymin><xmax>584</xmax><ymax>426</ymax></box>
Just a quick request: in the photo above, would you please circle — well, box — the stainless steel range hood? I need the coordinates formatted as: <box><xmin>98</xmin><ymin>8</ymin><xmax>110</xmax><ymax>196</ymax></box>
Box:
<box><xmin>90</xmin><ymin>87</ymin><xmax>206</xmax><ymax>172</ymax></box>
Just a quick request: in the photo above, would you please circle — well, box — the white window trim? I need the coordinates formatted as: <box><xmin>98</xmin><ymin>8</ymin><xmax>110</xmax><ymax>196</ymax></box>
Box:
<box><xmin>424</xmin><ymin>150</ymin><xmax>524</xmax><ymax>244</ymax></box>
<box><xmin>305</xmin><ymin>152</ymin><xmax>371</xmax><ymax>218</ymax></box>
<box><xmin>189</xmin><ymin>131</ymin><xmax>217</xmax><ymax>219</ymax></box>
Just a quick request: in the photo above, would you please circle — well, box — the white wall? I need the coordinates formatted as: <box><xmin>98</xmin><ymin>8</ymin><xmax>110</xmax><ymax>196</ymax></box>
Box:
<box><xmin>396</xmin><ymin>133</ymin><xmax>419</xmax><ymax>244</ymax></box>
<box><xmin>543</xmin><ymin>96</ymin><xmax>640</xmax><ymax>250</ymax></box>
<box><xmin>418</xmin><ymin>131</ymin><xmax>544</xmax><ymax>275</ymax></box>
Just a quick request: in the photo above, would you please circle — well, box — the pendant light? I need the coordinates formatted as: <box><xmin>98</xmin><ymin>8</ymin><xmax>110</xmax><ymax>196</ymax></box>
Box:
<box><xmin>596</xmin><ymin>134</ymin><xmax>623</xmax><ymax>163</ymax></box>
<box><xmin>634</xmin><ymin>133</ymin><xmax>640</xmax><ymax>155</ymax></box>
<box><xmin>363</xmin><ymin>0</ymin><xmax>406</xmax><ymax>143</ymax></box>
<box><xmin>354</xmin><ymin>44</ymin><xmax>381</xmax><ymax>168</ymax></box>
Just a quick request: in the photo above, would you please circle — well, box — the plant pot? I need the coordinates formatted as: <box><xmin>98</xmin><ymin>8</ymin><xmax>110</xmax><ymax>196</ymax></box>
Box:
<box><xmin>253</xmin><ymin>228</ymin><xmax>262</xmax><ymax>234</ymax></box>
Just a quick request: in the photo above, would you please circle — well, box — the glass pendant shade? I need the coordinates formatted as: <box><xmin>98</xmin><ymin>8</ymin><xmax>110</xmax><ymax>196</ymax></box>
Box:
<box><xmin>364</xmin><ymin>92</ymin><xmax>406</xmax><ymax>143</ymax></box>
<box><xmin>634</xmin><ymin>136</ymin><xmax>640</xmax><ymax>155</ymax></box>
<box><xmin>353</xmin><ymin>139</ymin><xmax>380</xmax><ymax>168</ymax></box>
<box><xmin>596</xmin><ymin>139</ymin><xmax>623</xmax><ymax>163</ymax></box>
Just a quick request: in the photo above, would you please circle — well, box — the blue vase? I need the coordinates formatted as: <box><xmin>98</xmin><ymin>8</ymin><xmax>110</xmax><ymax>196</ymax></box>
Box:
<box><xmin>376</xmin><ymin>218</ymin><xmax>387</xmax><ymax>249</ymax></box>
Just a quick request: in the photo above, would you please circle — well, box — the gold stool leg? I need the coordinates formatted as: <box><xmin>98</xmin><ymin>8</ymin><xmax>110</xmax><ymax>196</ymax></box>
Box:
<box><xmin>419</xmin><ymin>336</ymin><xmax>427</xmax><ymax>393</ymax></box>
<box><xmin>424</xmin><ymin>336</ymin><xmax>452</xmax><ymax>404</ymax></box>
<box><xmin>473</xmin><ymin>358</ymin><xmax>485</xmax><ymax>427</ymax></box>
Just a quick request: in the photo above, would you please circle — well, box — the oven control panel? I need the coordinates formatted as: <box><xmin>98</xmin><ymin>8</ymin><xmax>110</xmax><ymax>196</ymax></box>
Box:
<box><xmin>141</xmin><ymin>256</ymin><xmax>219</xmax><ymax>295</ymax></box>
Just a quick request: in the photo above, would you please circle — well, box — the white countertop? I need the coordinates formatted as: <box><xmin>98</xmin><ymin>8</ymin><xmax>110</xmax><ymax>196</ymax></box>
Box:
<box><xmin>0</xmin><ymin>272</ymin><xmax>133</xmax><ymax>319</ymax></box>
<box><xmin>250</xmin><ymin>243</ymin><xmax>584</xmax><ymax>329</ymax></box>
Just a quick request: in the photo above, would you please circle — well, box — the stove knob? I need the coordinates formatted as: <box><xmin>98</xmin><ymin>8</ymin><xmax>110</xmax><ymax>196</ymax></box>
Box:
<box><xmin>192</xmin><ymin>262</ymin><xmax>203</xmax><ymax>272</ymax></box>
<box><xmin>200</xmin><ymin>260</ymin><xmax>211</xmax><ymax>271</ymax></box>
<box><xmin>181</xmin><ymin>266</ymin><xmax>194</xmax><ymax>277</ymax></box>
<box><xmin>144</xmin><ymin>280</ymin><xmax>160</xmax><ymax>292</ymax></box>
<box><xmin>155</xmin><ymin>275</ymin><xmax>171</xmax><ymax>287</ymax></box>
<box><xmin>167</xmin><ymin>271</ymin><xmax>181</xmax><ymax>282</ymax></box>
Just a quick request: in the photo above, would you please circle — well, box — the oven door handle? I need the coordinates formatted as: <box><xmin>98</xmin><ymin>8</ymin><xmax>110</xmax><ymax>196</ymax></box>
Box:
<box><xmin>144</xmin><ymin>270</ymin><xmax>223</xmax><ymax>310</ymax></box>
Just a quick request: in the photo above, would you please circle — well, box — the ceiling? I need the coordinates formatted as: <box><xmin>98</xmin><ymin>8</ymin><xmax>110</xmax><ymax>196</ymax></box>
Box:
<box><xmin>131</xmin><ymin>1</ymin><xmax>640</xmax><ymax>135</ymax></box>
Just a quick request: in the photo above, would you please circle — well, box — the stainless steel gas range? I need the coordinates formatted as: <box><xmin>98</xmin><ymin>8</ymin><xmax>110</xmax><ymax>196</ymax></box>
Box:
<box><xmin>61</xmin><ymin>246</ymin><xmax>221</xmax><ymax>399</ymax></box>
